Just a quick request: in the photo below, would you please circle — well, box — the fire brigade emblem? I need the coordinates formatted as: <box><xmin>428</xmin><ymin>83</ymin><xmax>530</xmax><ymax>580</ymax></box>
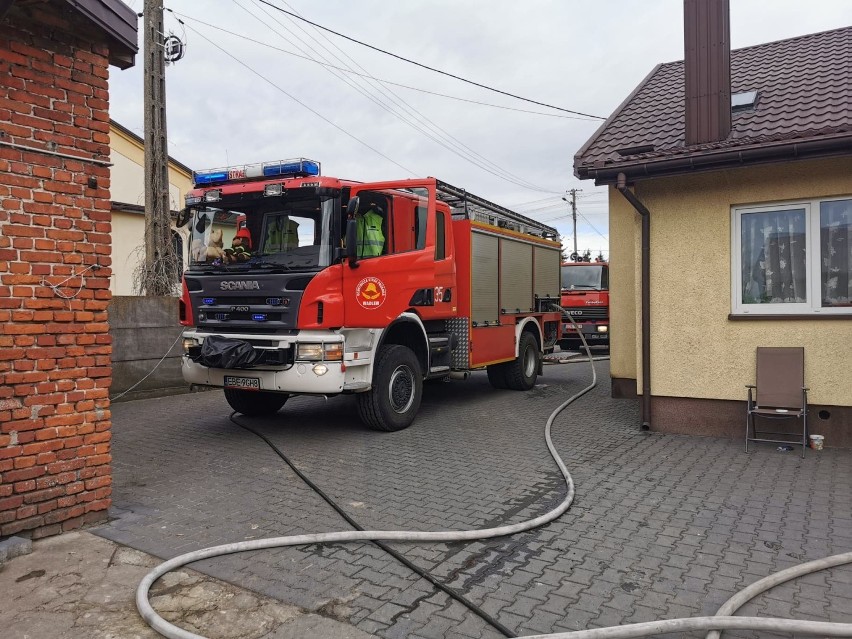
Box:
<box><xmin>356</xmin><ymin>277</ymin><xmax>387</xmax><ymax>309</ymax></box>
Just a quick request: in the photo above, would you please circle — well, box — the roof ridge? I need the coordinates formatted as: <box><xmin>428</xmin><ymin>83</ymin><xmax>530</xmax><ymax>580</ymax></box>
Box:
<box><xmin>657</xmin><ymin>24</ymin><xmax>851</xmax><ymax>67</ymax></box>
<box><xmin>731</xmin><ymin>24</ymin><xmax>851</xmax><ymax>54</ymax></box>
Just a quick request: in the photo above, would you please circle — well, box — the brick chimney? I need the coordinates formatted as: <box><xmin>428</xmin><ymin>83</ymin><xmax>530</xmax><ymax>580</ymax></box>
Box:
<box><xmin>683</xmin><ymin>0</ymin><xmax>731</xmax><ymax>145</ymax></box>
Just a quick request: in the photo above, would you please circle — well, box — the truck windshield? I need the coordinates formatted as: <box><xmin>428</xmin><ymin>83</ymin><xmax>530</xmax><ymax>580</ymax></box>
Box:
<box><xmin>561</xmin><ymin>265</ymin><xmax>606</xmax><ymax>290</ymax></box>
<box><xmin>188</xmin><ymin>196</ymin><xmax>335</xmax><ymax>270</ymax></box>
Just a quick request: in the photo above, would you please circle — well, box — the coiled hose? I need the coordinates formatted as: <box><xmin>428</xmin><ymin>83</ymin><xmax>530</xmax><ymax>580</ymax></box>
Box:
<box><xmin>136</xmin><ymin>314</ymin><xmax>852</xmax><ymax>639</ymax></box>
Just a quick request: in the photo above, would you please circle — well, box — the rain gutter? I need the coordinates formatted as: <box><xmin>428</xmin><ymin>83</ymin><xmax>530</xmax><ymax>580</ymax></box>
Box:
<box><xmin>579</xmin><ymin>133</ymin><xmax>852</xmax><ymax>184</ymax></box>
<box><xmin>616</xmin><ymin>172</ymin><xmax>651</xmax><ymax>431</ymax></box>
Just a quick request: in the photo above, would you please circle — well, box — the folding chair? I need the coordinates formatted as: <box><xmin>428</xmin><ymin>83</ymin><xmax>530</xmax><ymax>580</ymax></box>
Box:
<box><xmin>745</xmin><ymin>347</ymin><xmax>808</xmax><ymax>458</ymax></box>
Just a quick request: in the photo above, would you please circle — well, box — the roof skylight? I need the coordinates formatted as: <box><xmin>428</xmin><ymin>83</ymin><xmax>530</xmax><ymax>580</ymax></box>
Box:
<box><xmin>732</xmin><ymin>90</ymin><xmax>759</xmax><ymax>111</ymax></box>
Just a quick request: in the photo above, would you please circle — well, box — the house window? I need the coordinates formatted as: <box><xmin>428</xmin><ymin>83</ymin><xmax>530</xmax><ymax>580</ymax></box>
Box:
<box><xmin>732</xmin><ymin>197</ymin><xmax>852</xmax><ymax>314</ymax></box>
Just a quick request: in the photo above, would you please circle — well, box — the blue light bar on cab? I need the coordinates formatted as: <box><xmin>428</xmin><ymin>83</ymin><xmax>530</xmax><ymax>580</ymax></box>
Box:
<box><xmin>263</xmin><ymin>159</ymin><xmax>320</xmax><ymax>177</ymax></box>
<box><xmin>192</xmin><ymin>158</ymin><xmax>320</xmax><ymax>186</ymax></box>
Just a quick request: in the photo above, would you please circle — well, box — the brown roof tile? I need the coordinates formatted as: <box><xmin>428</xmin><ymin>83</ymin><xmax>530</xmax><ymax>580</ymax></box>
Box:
<box><xmin>575</xmin><ymin>26</ymin><xmax>852</xmax><ymax>180</ymax></box>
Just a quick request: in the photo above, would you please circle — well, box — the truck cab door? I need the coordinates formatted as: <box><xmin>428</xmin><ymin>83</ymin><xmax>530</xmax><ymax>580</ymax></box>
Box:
<box><xmin>341</xmin><ymin>179</ymin><xmax>456</xmax><ymax>327</ymax></box>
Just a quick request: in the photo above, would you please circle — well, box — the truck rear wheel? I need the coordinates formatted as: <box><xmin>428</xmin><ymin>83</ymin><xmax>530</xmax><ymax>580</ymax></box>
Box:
<box><xmin>358</xmin><ymin>344</ymin><xmax>422</xmax><ymax>432</ymax></box>
<box><xmin>503</xmin><ymin>331</ymin><xmax>539</xmax><ymax>391</ymax></box>
<box><xmin>224</xmin><ymin>388</ymin><xmax>288</xmax><ymax>416</ymax></box>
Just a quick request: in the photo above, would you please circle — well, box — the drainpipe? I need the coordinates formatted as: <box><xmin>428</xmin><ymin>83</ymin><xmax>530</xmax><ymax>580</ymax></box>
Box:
<box><xmin>616</xmin><ymin>173</ymin><xmax>651</xmax><ymax>430</ymax></box>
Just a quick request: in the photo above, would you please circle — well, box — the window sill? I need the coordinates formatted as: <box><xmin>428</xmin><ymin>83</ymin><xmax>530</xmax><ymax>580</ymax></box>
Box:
<box><xmin>728</xmin><ymin>313</ymin><xmax>852</xmax><ymax>321</ymax></box>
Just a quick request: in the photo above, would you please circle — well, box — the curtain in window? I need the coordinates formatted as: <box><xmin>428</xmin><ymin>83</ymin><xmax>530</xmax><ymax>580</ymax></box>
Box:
<box><xmin>741</xmin><ymin>209</ymin><xmax>807</xmax><ymax>304</ymax></box>
<box><xmin>820</xmin><ymin>199</ymin><xmax>852</xmax><ymax>307</ymax></box>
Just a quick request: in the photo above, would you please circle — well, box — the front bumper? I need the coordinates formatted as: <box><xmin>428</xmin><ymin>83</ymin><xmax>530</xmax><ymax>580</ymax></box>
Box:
<box><xmin>181</xmin><ymin>328</ymin><xmax>378</xmax><ymax>395</ymax></box>
<box><xmin>182</xmin><ymin>357</ymin><xmax>350</xmax><ymax>394</ymax></box>
<box><xmin>561</xmin><ymin>323</ymin><xmax>609</xmax><ymax>341</ymax></box>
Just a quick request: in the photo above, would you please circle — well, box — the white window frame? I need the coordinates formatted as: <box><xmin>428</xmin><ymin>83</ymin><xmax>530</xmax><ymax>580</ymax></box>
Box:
<box><xmin>731</xmin><ymin>195</ymin><xmax>852</xmax><ymax>316</ymax></box>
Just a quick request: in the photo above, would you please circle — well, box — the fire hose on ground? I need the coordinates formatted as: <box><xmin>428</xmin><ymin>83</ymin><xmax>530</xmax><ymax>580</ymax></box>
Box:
<box><xmin>136</xmin><ymin>313</ymin><xmax>852</xmax><ymax>639</ymax></box>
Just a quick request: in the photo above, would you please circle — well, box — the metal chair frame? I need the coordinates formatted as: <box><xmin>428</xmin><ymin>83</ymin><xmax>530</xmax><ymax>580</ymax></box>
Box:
<box><xmin>745</xmin><ymin>347</ymin><xmax>808</xmax><ymax>459</ymax></box>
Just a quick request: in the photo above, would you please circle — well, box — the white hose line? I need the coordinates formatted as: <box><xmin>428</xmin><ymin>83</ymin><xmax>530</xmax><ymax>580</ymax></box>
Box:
<box><xmin>136</xmin><ymin>333</ymin><xmax>597</xmax><ymax>639</ymax></box>
<box><xmin>704</xmin><ymin>550</ymin><xmax>852</xmax><ymax>639</ymax></box>
<box><xmin>137</xmin><ymin>315</ymin><xmax>852</xmax><ymax>639</ymax></box>
<box><xmin>523</xmin><ymin>616</ymin><xmax>852</xmax><ymax>639</ymax></box>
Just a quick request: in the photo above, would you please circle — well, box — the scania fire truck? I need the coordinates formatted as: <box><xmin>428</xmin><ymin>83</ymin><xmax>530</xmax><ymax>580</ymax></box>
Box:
<box><xmin>558</xmin><ymin>261</ymin><xmax>609</xmax><ymax>351</ymax></box>
<box><xmin>178</xmin><ymin>158</ymin><xmax>562</xmax><ymax>431</ymax></box>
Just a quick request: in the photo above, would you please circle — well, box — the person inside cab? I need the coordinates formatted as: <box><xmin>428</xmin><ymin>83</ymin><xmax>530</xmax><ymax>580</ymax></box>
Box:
<box><xmin>264</xmin><ymin>214</ymin><xmax>299</xmax><ymax>253</ymax></box>
<box><xmin>356</xmin><ymin>203</ymin><xmax>385</xmax><ymax>258</ymax></box>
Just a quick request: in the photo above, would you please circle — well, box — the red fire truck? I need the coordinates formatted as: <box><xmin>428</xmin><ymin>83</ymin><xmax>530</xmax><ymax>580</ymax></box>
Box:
<box><xmin>558</xmin><ymin>261</ymin><xmax>609</xmax><ymax>351</ymax></box>
<box><xmin>177</xmin><ymin>159</ymin><xmax>562</xmax><ymax>431</ymax></box>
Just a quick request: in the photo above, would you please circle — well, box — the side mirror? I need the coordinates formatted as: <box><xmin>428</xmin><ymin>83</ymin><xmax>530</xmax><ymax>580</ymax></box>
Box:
<box><xmin>345</xmin><ymin>218</ymin><xmax>359</xmax><ymax>269</ymax></box>
<box><xmin>346</xmin><ymin>196</ymin><xmax>360</xmax><ymax>217</ymax></box>
<box><xmin>175</xmin><ymin>207</ymin><xmax>192</xmax><ymax>228</ymax></box>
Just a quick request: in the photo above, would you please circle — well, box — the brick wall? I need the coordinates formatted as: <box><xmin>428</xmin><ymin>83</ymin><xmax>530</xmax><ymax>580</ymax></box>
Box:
<box><xmin>0</xmin><ymin>6</ymin><xmax>114</xmax><ymax>538</ymax></box>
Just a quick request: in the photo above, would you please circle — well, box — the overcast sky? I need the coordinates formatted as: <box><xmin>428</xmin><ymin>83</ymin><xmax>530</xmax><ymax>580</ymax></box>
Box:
<box><xmin>110</xmin><ymin>0</ymin><xmax>851</xmax><ymax>258</ymax></box>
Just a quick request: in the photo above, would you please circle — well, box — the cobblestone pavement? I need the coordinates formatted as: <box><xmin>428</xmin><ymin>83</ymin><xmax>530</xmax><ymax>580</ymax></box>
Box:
<box><xmin>95</xmin><ymin>360</ymin><xmax>852</xmax><ymax>639</ymax></box>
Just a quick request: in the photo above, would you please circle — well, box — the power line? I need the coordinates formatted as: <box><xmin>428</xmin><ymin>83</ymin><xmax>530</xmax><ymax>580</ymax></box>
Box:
<box><xmin>179</xmin><ymin>21</ymin><xmax>417</xmax><ymax>175</ymax></box>
<box><xmin>170</xmin><ymin>12</ymin><xmax>595</xmax><ymax>121</ymax></box>
<box><xmin>577</xmin><ymin>210</ymin><xmax>609</xmax><ymax>242</ymax></box>
<box><xmin>239</xmin><ymin>0</ymin><xmax>557</xmax><ymax>193</ymax></box>
<box><xmin>511</xmin><ymin>195</ymin><xmax>563</xmax><ymax>209</ymax></box>
<box><xmin>268</xmin><ymin>0</ymin><xmax>562</xmax><ymax>193</ymax></box>
<box><xmin>171</xmin><ymin>6</ymin><xmax>561</xmax><ymax>194</ymax></box>
<box><xmin>254</xmin><ymin>0</ymin><xmax>606</xmax><ymax>119</ymax></box>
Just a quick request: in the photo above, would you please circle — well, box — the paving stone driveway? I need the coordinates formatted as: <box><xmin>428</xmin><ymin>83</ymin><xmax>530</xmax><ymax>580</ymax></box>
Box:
<box><xmin>95</xmin><ymin>360</ymin><xmax>852</xmax><ymax>639</ymax></box>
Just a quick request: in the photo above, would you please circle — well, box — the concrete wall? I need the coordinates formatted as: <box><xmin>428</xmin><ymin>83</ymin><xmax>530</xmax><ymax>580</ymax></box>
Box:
<box><xmin>109</xmin><ymin>297</ymin><xmax>186</xmax><ymax>401</ymax></box>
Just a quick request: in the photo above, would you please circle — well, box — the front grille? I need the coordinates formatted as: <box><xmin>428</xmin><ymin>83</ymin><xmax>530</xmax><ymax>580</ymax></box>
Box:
<box><xmin>201</xmin><ymin>326</ymin><xmax>298</xmax><ymax>335</ymax></box>
<box><xmin>199</xmin><ymin>296</ymin><xmax>293</xmax><ymax>306</ymax></box>
<box><xmin>563</xmin><ymin>306</ymin><xmax>608</xmax><ymax>320</ymax></box>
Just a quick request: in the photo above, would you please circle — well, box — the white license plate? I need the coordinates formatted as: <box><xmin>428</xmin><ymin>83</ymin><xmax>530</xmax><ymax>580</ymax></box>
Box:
<box><xmin>224</xmin><ymin>376</ymin><xmax>260</xmax><ymax>390</ymax></box>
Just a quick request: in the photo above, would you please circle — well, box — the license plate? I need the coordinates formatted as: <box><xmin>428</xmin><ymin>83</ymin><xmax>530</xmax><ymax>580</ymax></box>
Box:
<box><xmin>224</xmin><ymin>376</ymin><xmax>260</xmax><ymax>390</ymax></box>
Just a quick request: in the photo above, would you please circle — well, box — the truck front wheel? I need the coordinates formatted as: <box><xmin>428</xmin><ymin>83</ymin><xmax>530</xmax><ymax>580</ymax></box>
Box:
<box><xmin>358</xmin><ymin>344</ymin><xmax>422</xmax><ymax>431</ymax></box>
<box><xmin>503</xmin><ymin>331</ymin><xmax>539</xmax><ymax>391</ymax></box>
<box><xmin>224</xmin><ymin>388</ymin><xmax>288</xmax><ymax>416</ymax></box>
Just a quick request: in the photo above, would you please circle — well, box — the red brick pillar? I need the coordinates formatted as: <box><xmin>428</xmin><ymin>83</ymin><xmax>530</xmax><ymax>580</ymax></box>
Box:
<box><xmin>1</xmin><ymin>8</ymin><xmax>114</xmax><ymax>538</ymax></box>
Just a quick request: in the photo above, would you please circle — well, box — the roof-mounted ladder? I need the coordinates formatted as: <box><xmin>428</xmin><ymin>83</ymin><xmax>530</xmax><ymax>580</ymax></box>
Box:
<box><xmin>435</xmin><ymin>180</ymin><xmax>558</xmax><ymax>240</ymax></box>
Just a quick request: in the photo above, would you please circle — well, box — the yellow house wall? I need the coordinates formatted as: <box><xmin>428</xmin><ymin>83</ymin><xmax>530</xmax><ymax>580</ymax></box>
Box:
<box><xmin>109</xmin><ymin>124</ymin><xmax>194</xmax><ymax>295</ymax></box>
<box><xmin>624</xmin><ymin>156</ymin><xmax>852</xmax><ymax>407</ymax></box>
<box><xmin>607</xmin><ymin>185</ymin><xmax>638</xmax><ymax>383</ymax></box>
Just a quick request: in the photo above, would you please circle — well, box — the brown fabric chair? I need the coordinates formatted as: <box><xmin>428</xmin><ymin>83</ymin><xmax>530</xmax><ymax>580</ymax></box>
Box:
<box><xmin>745</xmin><ymin>347</ymin><xmax>808</xmax><ymax>458</ymax></box>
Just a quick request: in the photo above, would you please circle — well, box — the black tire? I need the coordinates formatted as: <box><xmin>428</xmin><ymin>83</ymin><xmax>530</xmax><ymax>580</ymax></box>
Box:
<box><xmin>357</xmin><ymin>344</ymin><xmax>422</xmax><ymax>432</ymax></box>
<box><xmin>486</xmin><ymin>364</ymin><xmax>508</xmax><ymax>389</ymax></box>
<box><xmin>503</xmin><ymin>331</ymin><xmax>540</xmax><ymax>391</ymax></box>
<box><xmin>224</xmin><ymin>388</ymin><xmax>288</xmax><ymax>416</ymax></box>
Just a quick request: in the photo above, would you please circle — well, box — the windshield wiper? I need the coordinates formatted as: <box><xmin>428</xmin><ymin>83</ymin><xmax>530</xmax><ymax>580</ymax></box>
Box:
<box><xmin>245</xmin><ymin>256</ymin><xmax>294</xmax><ymax>271</ymax></box>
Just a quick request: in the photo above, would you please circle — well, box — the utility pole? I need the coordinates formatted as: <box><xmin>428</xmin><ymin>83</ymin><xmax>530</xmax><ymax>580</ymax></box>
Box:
<box><xmin>142</xmin><ymin>0</ymin><xmax>174</xmax><ymax>295</ymax></box>
<box><xmin>562</xmin><ymin>189</ymin><xmax>581</xmax><ymax>260</ymax></box>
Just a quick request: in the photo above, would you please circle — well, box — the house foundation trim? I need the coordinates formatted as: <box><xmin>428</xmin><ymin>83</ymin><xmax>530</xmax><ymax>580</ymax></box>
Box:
<box><xmin>650</xmin><ymin>396</ymin><xmax>851</xmax><ymax>449</ymax></box>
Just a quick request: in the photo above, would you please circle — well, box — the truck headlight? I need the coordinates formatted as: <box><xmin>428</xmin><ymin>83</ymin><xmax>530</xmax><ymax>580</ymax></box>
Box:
<box><xmin>296</xmin><ymin>343</ymin><xmax>323</xmax><ymax>361</ymax></box>
<box><xmin>183</xmin><ymin>337</ymin><xmax>199</xmax><ymax>352</ymax></box>
<box><xmin>323</xmin><ymin>343</ymin><xmax>343</xmax><ymax>361</ymax></box>
<box><xmin>296</xmin><ymin>343</ymin><xmax>344</xmax><ymax>361</ymax></box>
<box><xmin>597</xmin><ymin>325</ymin><xmax>608</xmax><ymax>333</ymax></box>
